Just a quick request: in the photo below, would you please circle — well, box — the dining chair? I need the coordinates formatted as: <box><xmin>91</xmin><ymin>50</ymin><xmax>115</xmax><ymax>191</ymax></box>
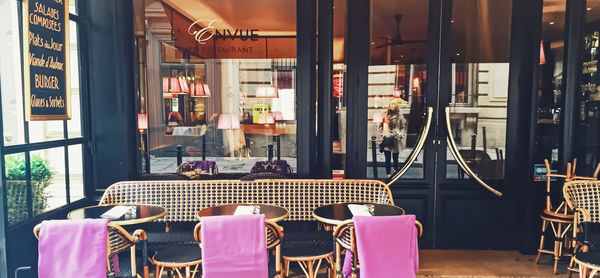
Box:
<box><xmin>332</xmin><ymin>217</ymin><xmax>422</xmax><ymax>278</ymax></box>
<box><xmin>34</xmin><ymin>222</ymin><xmax>148</xmax><ymax>278</ymax></box>
<box><xmin>192</xmin><ymin>218</ymin><xmax>284</xmax><ymax>277</ymax></box>
<box><xmin>563</xmin><ymin>180</ymin><xmax>600</xmax><ymax>278</ymax></box>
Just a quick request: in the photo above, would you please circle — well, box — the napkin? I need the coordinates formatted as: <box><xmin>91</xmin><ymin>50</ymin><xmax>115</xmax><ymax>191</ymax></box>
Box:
<box><xmin>348</xmin><ymin>204</ymin><xmax>372</xmax><ymax>216</ymax></box>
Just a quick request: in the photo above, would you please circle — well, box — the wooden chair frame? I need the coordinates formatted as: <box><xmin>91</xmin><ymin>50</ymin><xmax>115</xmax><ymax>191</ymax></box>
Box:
<box><xmin>34</xmin><ymin>223</ymin><xmax>148</xmax><ymax>278</ymax></box>
<box><xmin>331</xmin><ymin>219</ymin><xmax>422</xmax><ymax>278</ymax></box>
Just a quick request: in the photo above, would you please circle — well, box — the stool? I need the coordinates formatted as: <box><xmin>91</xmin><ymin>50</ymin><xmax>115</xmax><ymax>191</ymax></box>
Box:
<box><xmin>150</xmin><ymin>245</ymin><xmax>202</xmax><ymax>278</ymax></box>
<box><xmin>535</xmin><ymin>213</ymin><xmax>574</xmax><ymax>274</ymax></box>
<box><xmin>281</xmin><ymin>235</ymin><xmax>334</xmax><ymax>278</ymax></box>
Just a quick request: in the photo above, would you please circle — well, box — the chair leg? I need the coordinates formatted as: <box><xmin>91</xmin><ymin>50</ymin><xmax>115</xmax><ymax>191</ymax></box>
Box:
<box><xmin>536</xmin><ymin>219</ymin><xmax>548</xmax><ymax>264</ymax></box>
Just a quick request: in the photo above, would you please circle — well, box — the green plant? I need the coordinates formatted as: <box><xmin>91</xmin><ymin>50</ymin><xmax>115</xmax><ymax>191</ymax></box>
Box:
<box><xmin>5</xmin><ymin>154</ymin><xmax>55</xmax><ymax>225</ymax></box>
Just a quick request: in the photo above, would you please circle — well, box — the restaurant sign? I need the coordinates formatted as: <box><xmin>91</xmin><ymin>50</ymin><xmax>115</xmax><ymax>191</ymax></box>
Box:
<box><xmin>23</xmin><ymin>0</ymin><xmax>71</xmax><ymax>120</ymax></box>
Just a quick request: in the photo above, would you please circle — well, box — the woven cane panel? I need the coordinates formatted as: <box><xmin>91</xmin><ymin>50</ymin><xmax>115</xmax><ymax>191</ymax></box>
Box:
<box><xmin>100</xmin><ymin>180</ymin><xmax>393</xmax><ymax>222</ymax></box>
<box><xmin>564</xmin><ymin>180</ymin><xmax>600</xmax><ymax>224</ymax></box>
<box><xmin>107</xmin><ymin>226</ymin><xmax>134</xmax><ymax>254</ymax></box>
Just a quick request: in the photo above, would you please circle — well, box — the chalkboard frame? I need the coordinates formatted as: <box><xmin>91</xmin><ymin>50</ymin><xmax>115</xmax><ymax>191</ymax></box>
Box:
<box><xmin>22</xmin><ymin>0</ymin><xmax>71</xmax><ymax>121</ymax></box>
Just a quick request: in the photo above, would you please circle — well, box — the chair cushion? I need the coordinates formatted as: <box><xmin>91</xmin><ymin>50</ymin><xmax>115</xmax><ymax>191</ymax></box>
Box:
<box><xmin>576</xmin><ymin>252</ymin><xmax>600</xmax><ymax>268</ymax></box>
<box><xmin>153</xmin><ymin>245</ymin><xmax>202</xmax><ymax>264</ymax></box>
<box><xmin>282</xmin><ymin>230</ymin><xmax>333</xmax><ymax>258</ymax></box>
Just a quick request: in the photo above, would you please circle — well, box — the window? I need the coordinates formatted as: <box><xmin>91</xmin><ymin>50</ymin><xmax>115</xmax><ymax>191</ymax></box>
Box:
<box><xmin>140</xmin><ymin>0</ymin><xmax>297</xmax><ymax>175</ymax></box>
<box><xmin>0</xmin><ymin>0</ymin><xmax>88</xmax><ymax>226</ymax></box>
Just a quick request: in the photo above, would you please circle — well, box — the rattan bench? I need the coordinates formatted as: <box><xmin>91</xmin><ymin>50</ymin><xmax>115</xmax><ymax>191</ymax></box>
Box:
<box><xmin>99</xmin><ymin>179</ymin><xmax>394</xmax><ymax>222</ymax></box>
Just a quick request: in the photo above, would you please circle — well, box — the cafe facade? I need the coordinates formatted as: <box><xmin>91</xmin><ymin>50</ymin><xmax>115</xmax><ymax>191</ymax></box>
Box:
<box><xmin>1</xmin><ymin>0</ymin><xmax>600</xmax><ymax>276</ymax></box>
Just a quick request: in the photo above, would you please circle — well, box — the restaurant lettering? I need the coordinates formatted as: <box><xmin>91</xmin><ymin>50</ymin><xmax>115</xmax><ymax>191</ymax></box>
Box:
<box><xmin>23</xmin><ymin>0</ymin><xmax>70</xmax><ymax>120</ymax></box>
<box><xmin>188</xmin><ymin>19</ymin><xmax>259</xmax><ymax>44</ymax></box>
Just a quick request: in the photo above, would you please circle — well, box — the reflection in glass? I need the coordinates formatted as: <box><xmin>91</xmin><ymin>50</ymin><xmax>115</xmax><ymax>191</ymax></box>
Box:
<box><xmin>366</xmin><ymin>0</ymin><xmax>429</xmax><ymax>180</ymax></box>
<box><xmin>145</xmin><ymin>0</ymin><xmax>297</xmax><ymax>174</ymax></box>
<box><xmin>4</xmin><ymin>153</ymin><xmax>28</xmax><ymax>226</ymax></box>
<box><xmin>31</xmin><ymin>147</ymin><xmax>67</xmax><ymax>215</ymax></box>
<box><xmin>68</xmin><ymin>21</ymin><xmax>82</xmax><ymax>138</ymax></box>
<box><xmin>446</xmin><ymin>0</ymin><xmax>512</xmax><ymax>180</ymax></box>
<box><xmin>69</xmin><ymin>144</ymin><xmax>84</xmax><ymax>202</ymax></box>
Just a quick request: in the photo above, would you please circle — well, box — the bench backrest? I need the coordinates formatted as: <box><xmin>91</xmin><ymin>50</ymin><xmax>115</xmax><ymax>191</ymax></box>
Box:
<box><xmin>99</xmin><ymin>179</ymin><xmax>394</xmax><ymax>222</ymax></box>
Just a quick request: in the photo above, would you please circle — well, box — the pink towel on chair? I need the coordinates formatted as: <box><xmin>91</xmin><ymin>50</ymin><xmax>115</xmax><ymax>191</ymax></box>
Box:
<box><xmin>38</xmin><ymin>219</ymin><xmax>109</xmax><ymax>278</ymax></box>
<box><xmin>353</xmin><ymin>215</ymin><xmax>419</xmax><ymax>278</ymax></box>
<box><xmin>201</xmin><ymin>214</ymin><xmax>268</xmax><ymax>278</ymax></box>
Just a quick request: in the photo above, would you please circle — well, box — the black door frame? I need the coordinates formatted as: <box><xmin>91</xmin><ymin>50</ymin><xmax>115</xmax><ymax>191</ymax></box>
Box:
<box><xmin>338</xmin><ymin>0</ymin><xmax>544</xmax><ymax>249</ymax></box>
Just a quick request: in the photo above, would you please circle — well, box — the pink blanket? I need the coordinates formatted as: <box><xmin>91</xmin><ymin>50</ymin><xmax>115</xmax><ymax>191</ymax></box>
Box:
<box><xmin>38</xmin><ymin>219</ymin><xmax>109</xmax><ymax>278</ymax></box>
<box><xmin>353</xmin><ymin>215</ymin><xmax>419</xmax><ymax>278</ymax></box>
<box><xmin>201</xmin><ymin>214</ymin><xmax>268</xmax><ymax>278</ymax></box>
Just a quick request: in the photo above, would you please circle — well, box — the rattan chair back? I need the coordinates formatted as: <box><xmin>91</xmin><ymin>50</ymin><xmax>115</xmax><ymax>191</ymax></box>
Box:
<box><xmin>563</xmin><ymin>180</ymin><xmax>600</xmax><ymax>225</ymax></box>
<box><xmin>100</xmin><ymin>179</ymin><xmax>394</xmax><ymax>222</ymax></box>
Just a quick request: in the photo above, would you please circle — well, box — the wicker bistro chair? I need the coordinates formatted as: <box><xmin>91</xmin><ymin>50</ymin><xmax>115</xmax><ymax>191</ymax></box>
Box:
<box><xmin>33</xmin><ymin>223</ymin><xmax>148</xmax><ymax>278</ymax></box>
<box><xmin>281</xmin><ymin>230</ymin><xmax>335</xmax><ymax>278</ymax></box>
<box><xmin>331</xmin><ymin>219</ymin><xmax>423</xmax><ymax>278</ymax></box>
<box><xmin>563</xmin><ymin>180</ymin><xmax>600</xmax><ymax>278</ymax></box>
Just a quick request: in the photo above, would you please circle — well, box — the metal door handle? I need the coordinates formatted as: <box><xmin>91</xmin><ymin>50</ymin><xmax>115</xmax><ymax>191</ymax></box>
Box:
<box><xmin>445</xmin><ymin>107</ymin><xmax>503</xmax><ymax>197</ymax></box>
<box><xmin>386</xmin><ymin>106</ymin><xmax>433</xmax><ymax>186</ymax></box>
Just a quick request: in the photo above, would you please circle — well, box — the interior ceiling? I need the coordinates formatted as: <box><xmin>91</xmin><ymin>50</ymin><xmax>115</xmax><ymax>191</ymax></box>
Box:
<box><xmin>155</xmin><ymin>0</ymin><xmax>600</xmax><ymax>64</ymax></box>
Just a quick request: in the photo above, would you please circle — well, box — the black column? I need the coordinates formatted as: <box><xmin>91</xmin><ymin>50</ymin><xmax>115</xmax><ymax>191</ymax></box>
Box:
<box><xmin>296</xmin><ymin>0</ymin><xmax>317</xmax><ymax>177</ymax></box>
<box><xmin>561</xmin><ymin>0</ymin><xmax>586</xmax><ymax>169</ymax></box>
<box><xmin>317</xmin><ymin>0</ymin><xmax>333</xmax><ymax>178</ymax></box>
<box><xmin>505</xmin><ymin>0</ymin><xmax>543</xmax><ymax>253</ymax></box>
<box><xmin>345</xmin><ymin>0</ymin><xmax>370</xmax><ymax>178</ymax></box>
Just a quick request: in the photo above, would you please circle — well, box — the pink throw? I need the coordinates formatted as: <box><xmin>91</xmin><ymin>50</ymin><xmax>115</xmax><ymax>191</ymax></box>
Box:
<box><xmin>38</xmin><ymin>219</ymin><xmax>109</xmax><ymax>278</ymax></box>
<box><xmin>201</xmin><ymin>214</ymin><xmax>268</xmax><ymax>278</ymax></box>
<box><xmin>353</xmin><ymin>215</ymin><xmax>419</xmax><ymax>278</ymax></box>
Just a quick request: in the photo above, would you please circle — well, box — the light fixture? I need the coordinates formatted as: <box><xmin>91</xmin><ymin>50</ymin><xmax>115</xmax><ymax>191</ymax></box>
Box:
<box><xmin>137</xmin><ymin>114</ymin><xmax>148</xmax><ymax>131</ymax></box>
<box><xmin>178</xmin><ymin>76</ymin><xmax>190</xmax><ymax>94</ymax></box>
<box><xmin>413</xmin><ymin>77</ymin><xmax>420</xmax><ymax>89</ymax></box>
<box><xmin>456</xmin><ymin>53</ymin><xmax>460</xmax><ymax>56</ymax></box>
<box><xmin>451</xmin><ymin>20</ymin><xmax>455</xmax><ymax>23</ymax></box>
<box><xmin>256</xmin><ymin>86</ymin><xmax>278</xmax><ymax>98</ymax></box>
<box><xmin>191</xmin><ymin>83</ymin><xmax>211</xmax><ymax>97</ymax></box>
<box><xmin>217</xmin><ymin>114</ymin><xmax>240</xmax><ymax>130</ymax></box>
<box><xmin>587</xmin><ymin>7</ymin><xmax>592</xmax><ymax>11</ymax></box>
<box><xmin>549</xmin><ymin>21</ymin><xmax>555</xmax><ymax>25</ymax></box>
<box><xmin>163</xmin><ymin>77</ymin><xmax>182</xmax><ymax>97</ymax></box>
<box><xmin>540</xmin><ymin>41</ymin><xmax>546</xmax><ymax>65</ymax></box>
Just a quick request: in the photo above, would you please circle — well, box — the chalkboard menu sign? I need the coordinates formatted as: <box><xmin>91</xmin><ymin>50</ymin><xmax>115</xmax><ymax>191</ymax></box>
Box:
<box><xmin>22</xmin><ymin>0</ymin><xmax>70</xmax><ymax>121</ymax></box>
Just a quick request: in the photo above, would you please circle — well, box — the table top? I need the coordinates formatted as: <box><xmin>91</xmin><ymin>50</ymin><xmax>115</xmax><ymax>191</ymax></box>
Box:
<box><xmin>197</xmin><ymin>203</ymin><xmax>289</xmax><ymax>222</ymax></box>
<box><xmin>313</xmin><ymin>202</ymin><xmax>405</xmax><ymax>225</ymax></box>
<box><xmin>67</xmin><ymin>204</ymin><xmax>167</xmax><ymax>226</ymax></box>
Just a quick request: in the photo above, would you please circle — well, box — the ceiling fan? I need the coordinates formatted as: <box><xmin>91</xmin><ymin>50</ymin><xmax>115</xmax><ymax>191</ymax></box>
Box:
<box><xmin>375</xmin><ymin>14</ymin><xmax>427</xmax><ymax>49</ymax></box>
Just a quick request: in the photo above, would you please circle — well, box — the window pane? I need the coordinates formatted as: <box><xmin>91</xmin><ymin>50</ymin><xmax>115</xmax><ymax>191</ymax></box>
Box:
<box><xmin>68</xmin><ymin>144</ymin><xmax>84</xmax><ymax>202</ymax></box>
<box><xmin>68</xmin><ymin>21</ymin><xmax>82</xmax><ymax>138</ymax></box>
<box><xmin>28</xmin><ymin>120</ymin><xmax>65</xmax><ymax>143</ymax></box>
<box><xmin>573</xmin><ymin>1</ymin><xmax>600</xmax><ymax>176</ymax></box>
<box><xmin>31</xmin><ymin>147</ymin><xmax>67</xmax><ymax>216</ymax></box>
<box><xmin>69</xmin><ymin>0</ymin><xmax>77</xmax><ymax>15</ymax></box>
<box><xmin>145</xmin><ymin>0</ymin><xmax>297</xmax><ymax>174</ymax></box>
<box><xmin>0</xmin><ymin>0</ymin><xmax>25</xmax><ymax>146</ymax></box>
<box><xmin>366</xmin><ymin>1</ymin><xmax>429</xmax><ymax>180</ymax></box>
<box><xmin>331</xmin><ymin>0</ymin><xmax>347</xmax><ymax>178</ymax></box>
<box><xmin>4</xmin><ymin>153</ymin><xmax>28</xmax><ymax>226</ymax></box>
<box><xmin>446</xmin><ymin>0</ymin><xmax>512</xmax><ymax>180</ymax></box>
<box><xmin>534</xmin><ymin>0</ymin><xmax>565</xmax><ymax>169</ymax></box>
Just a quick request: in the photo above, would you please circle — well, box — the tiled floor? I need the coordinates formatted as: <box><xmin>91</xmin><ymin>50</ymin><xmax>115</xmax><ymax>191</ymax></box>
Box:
<box><xmin>286</xmin><ymin>250</ymin><xmax>570</xmax><ymax>278</ymax></box>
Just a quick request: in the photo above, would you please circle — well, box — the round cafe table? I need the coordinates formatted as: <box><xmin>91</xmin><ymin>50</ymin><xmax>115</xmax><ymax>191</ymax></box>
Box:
<box><xmin>312</xmin><ymin>202</ymin><xmax>405</xmax><ymax>226</ymax></box>
<box><xmin>67</xmin><ymin>204</ymin><xmax>167</xmax><ymax>226</ymax></box>
<box><xmin>197</xmin><ymin>203</ymin><xmax>289</xmax><ymax>222</ymax></box>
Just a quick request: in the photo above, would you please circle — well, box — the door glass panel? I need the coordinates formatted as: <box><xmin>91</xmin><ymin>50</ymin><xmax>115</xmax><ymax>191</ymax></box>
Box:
<box><xmin>534</xmin><ymin>0</ymin><xmax>566</xmax><ymax>169</ymax></box>
<box><xmin>446</xmin><ymin>0</ymin><xmax>512</xmax><ymax>180</ymax></box>
<box><xmin>366</xmin><ymin>0</ymin><xmax>429</xmax><ymax>180</ymax></box>
<box><xmin>574</xmin><ymin>1</ymin><xmax>600</xmax><ymax>176</ymax></box>
<box><xmin>331</xmin><ymin>0</ymin><xmax>347</xmax><ymax>178</ymax></box>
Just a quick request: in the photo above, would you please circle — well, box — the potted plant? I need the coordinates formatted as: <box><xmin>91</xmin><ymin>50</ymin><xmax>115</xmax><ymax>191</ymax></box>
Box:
<box><xmin>5</xmin><ymin>154</ymin><xmax>55</xmax><ymax>225</ymax></box>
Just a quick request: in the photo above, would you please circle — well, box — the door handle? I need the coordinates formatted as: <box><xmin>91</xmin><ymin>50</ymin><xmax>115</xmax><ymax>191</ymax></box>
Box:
<box><xmin>445</xmin><ymin>107</ymin><xmax>503</xmax><ymax>197</ymax></box>
<box><xmin>386</xmin><ymin>106</ymin><xmax>433</xmax><ymax>186</ymax></box>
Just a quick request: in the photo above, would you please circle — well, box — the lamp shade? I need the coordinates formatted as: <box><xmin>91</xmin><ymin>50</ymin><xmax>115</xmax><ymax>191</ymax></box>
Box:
<box><xmin>179</xmin><ymin>77</ymin><xmax>190</xmax><ymax>94</ymax></box>
<box><xmin>203</xmin><ymin>84</ymin><xmax>211</xmax><ymax>97</ymax></box>
<box><xmin>137</xmin><ymin>114</ymin><xmax>148</xmax><ymax>130</ymax></box>
<box><xmin>217</xmin><ymin>114</ymin><xmax>240</xmax><ymax>129</ymax></box>
<box><xmin>539</xmin><ymin>41</ymin><xmax>546</xmax><ymax>65</ymax></box>
<box><xmin>163</xmin><ymin>77</ymin><xmax>181</xmax><ymax>93</ymax></box>
<box><xmin>256</xmin><ymin>86</ymin><xmax>278</xmax><ymax>98</ymax></box>
<box><xmin>412</xmin><ymin>77</ymin><xmax>420</xmax><ymax>89</ymax></box>
<box><xmin>372</xmin><ymin>112</ymin><xmax>384</xmax><ymax>123</ymax></box>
